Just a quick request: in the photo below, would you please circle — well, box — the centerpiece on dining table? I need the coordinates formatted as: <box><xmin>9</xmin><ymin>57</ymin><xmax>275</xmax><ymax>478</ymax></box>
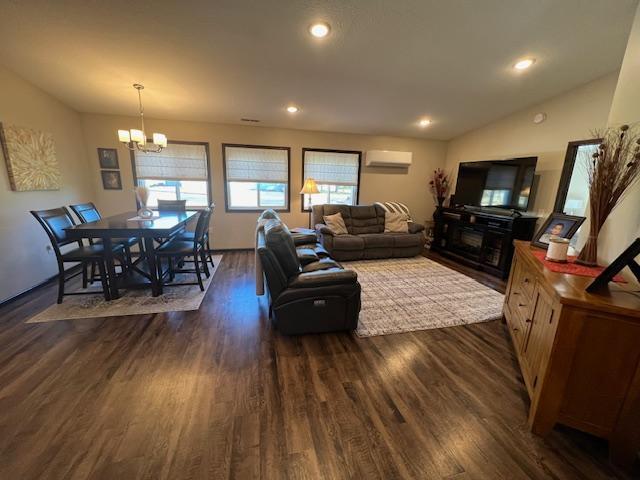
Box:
<box><xmin>134</xmin><ymin>186</ymin><xmax>154</xmax><ymax>219</ymax></box>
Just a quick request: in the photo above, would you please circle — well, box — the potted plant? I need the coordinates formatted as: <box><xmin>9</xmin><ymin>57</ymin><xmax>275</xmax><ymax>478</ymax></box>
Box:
<box><xmin>577</xmin><ymin>124</ymin><xmax>640</xmax><ymax>266</ymax></box>
<box><xmin>429</xmin><ymin>168</ymin><xmax>450</xmax><ymax>208</ymax></box>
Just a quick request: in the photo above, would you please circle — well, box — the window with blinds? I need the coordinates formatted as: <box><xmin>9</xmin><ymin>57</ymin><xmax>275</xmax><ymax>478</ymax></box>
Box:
<box><xmin>302</xmin><ymin>149</ymin><xmax>361</xmax><ymax>210</ymax></box>
<box><xmin>223</xmin><ymin>144</ymin><xmax>290</xmax><ymax>211</ymax></box>
<box><xmin>133</xmin><ymin>142</ymin><xmax>210</xmax><ymax>208</ymax></box>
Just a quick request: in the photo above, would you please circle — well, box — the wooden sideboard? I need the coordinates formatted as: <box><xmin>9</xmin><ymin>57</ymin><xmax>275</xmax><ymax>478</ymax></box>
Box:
<box><xmin>504</xmin><ymin>241</ymin><xmax>640</xmax><ymax>467</ymax></box>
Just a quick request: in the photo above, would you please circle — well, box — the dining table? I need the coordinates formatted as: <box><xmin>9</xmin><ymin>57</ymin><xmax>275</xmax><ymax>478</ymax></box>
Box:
<box><xmin>65</xmin><ymin>210</ymin><xmax>199</xmax><ymax>299</ymax></box>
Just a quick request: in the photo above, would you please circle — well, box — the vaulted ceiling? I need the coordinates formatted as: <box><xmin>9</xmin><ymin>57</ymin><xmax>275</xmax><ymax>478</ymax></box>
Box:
<box><xmin>0</xmin><ymin>0</ymin><xmax>637</xmax><ymax>139</ymax></box>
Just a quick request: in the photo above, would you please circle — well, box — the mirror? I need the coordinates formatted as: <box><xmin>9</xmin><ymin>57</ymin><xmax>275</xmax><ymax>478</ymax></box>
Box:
<box><xmin>554</xmin><ymin>139</ymin><xmax>601</xmax><ymax>246</ymax></box>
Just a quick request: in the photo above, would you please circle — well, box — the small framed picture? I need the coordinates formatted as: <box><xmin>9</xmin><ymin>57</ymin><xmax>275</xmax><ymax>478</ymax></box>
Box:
<box><xmin>532</xmin><ymin>213</ymin><xmax>586</xmax><ymax>249</ymax></box>
<box><xmin>101</xmin><ymin>170</ymin><xmax>122</xmax><ymax>190</ymax></box>
<box><xmin>97</xmin><ymin>148</ymin><xmax>119</xmax><ymax>169</ymax></box>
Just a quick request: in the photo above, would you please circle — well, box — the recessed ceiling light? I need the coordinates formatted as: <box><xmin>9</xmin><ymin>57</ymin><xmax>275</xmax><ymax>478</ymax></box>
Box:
<box><xmin>286</xmin><ymin>105</ymin><xmax>299</xmax><ymax>113</ymax></box>
<box><xmin>514</xmin><ymin>58</ymin><xmax>535</xmax><ymax>70</ymax></box>
<box><xmin>309</xmin><ymin>22</ymin><xmax>330</xmax><ymax>38</ymax></box>
<box><xmin>419</xmin><ymin>119</ymin><xmax>432</xmax><ymax>127</ymax></box>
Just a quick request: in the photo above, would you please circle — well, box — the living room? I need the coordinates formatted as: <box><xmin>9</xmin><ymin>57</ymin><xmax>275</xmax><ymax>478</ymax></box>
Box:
<box><xmin>1</xmin><ymin>1</ymin><xmax>640</xmax><ymax>479</ymax></box>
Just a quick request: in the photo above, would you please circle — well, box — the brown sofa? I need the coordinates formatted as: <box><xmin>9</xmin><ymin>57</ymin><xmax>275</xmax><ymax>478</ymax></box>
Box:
<box><xmin>312</xmin><ymin>204</ymin><xmax>425</xmax><ymax>261</ymax></box>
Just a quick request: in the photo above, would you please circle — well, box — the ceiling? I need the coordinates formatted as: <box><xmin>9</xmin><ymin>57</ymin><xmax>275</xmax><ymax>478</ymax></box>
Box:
<box><xmin>0</xmin><ymin>0</ymin><xmax>637</xmax><ymax>140</ymax></box>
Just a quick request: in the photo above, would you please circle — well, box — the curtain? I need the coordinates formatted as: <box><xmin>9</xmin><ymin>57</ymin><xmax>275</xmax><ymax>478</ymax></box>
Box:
<box><xmin>304</xmin><ymin>150</ymin><xmax>359</xmax><ymax>185</ymax></box>
<box><xmin>135</xmin><ymin>143</ymin><xmax>208</xmax><ymax>180</ymax></box>
<box><xmin>225</xmin><ymin>146</ymin><xmax>288</xmax><ymax>183</ymax></box>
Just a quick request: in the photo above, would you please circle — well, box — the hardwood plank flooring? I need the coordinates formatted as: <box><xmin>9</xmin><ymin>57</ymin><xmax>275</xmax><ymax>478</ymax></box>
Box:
<box><xmin>0</xmin><ymin>251</ymin><xmax>635</xmax><ymax>479</ymax></box>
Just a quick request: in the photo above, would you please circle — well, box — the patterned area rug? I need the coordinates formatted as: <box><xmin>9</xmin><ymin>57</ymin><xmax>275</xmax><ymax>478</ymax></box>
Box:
<box><xmin>26</xmin><ymin>255</ymin><xmax>223</xmax><ymax>323</ymax></box>
<box><xmin>342</xmin><ymin>256</ymin><xmax>504</xmax><ymax>337</ymax></box>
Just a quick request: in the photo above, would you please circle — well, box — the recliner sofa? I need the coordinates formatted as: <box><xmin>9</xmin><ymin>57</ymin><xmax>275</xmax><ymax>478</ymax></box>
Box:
<box><xmin>256</xmin><ymin>213</ymin><xmax>361</xmax><ymax>335</ymax></box>
<box><xmin>312</xmin><ymin>204</ymin><xmax>425</xmax><ymax>261</ymax></box>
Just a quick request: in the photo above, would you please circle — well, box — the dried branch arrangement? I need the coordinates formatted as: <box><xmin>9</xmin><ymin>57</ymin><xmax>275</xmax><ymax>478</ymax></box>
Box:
<box><xmin>134</xmin><ymin>185</ymin><xmax>149</xmax><ymax>207</ymax></box>
<box><xmin>577</xmin><ymin>124</ymin><xmax>640</xmax><ymax>266</ymax></box>
<box><xmin>429</xmin><ymin>168</ymin><xmax>451</xmax><ymax>207</ymax></box>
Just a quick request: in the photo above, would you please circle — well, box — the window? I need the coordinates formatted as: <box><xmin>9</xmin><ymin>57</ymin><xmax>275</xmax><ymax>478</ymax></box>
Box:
<box><xmin>223</xmin><ymin>144</ymin><xmax>290</xmax><ymax>211</ymax></box>
<box><xmin>302</xmin><ymin>149</ymin><xmax>361</xmax><ymax>210</ymax></box>
<box><xmin>133</xmin><ymin>142</ymin><xmax>211</xmax><ymax>208</ymax></box>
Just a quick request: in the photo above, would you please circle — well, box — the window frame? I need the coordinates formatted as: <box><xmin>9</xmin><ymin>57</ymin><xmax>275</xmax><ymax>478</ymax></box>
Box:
<box><xmin>222</xmin><ymin>143</ymin><xmax>291</xmax><ymax>213</ymax></box>
<box><xmin>130</xmin><ymin>139</ymin><xmax>212</xmax><ymax>209</ymax></box>
<box><xmin>300</xmin><ymin>148</ymin><xmax>362</xmax><ymax>212</ymax></box>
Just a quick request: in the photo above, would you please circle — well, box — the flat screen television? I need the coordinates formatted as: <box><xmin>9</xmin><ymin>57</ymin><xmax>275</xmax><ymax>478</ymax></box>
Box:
<box><xmin>453</xmin><ymin>157</ymin><xmax>537</xmax><ymax>211</ymax></box>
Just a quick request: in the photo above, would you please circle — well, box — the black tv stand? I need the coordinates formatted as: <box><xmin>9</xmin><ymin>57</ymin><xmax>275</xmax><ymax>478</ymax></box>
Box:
<box><xmin>432</xmin><ymin>206</ymin><xmax>538</xmax><ymax>278</ymax></box>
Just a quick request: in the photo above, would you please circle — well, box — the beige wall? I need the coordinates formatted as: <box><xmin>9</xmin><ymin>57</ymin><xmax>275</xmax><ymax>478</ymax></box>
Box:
<box><xmin>445</xmin><ymin>73</ymin><xmax>619</xmax><ymax>254</ymax></box>
<box><xmin>0</xmin><ymin>66</ymin><xmax>93</xmax><ymax>302</ymax></box>
<box><xmin>599</xmin><ymin>3</ymin><xmax>640</xmax><ymax>264</ymax></box>
<box><xmin>80</xmin><ymin>114</ymin><xmax>447</xmax><ymax>249</ymax></box>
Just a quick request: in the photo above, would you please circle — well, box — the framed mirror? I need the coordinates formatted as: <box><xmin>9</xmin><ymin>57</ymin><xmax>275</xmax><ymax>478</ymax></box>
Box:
<box><xmin>553</xmin><ymin>139</ymin><xmax>601</xmax><ymax>247</ymax></box>
<box><xmin>554</xmin><ymin>139</ymin><xmax>601</xmax><ymax>215</ymax></box>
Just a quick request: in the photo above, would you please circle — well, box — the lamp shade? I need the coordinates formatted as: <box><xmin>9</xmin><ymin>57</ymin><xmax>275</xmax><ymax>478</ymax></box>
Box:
<box><xmin>300</xmin><ymin>177</ymin><xmax>320</xmax><ymax>195</ymax></box>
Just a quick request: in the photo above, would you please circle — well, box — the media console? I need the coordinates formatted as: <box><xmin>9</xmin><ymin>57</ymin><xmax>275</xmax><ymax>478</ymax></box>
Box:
<box><xmin>431</xmin><ymin>206</ymin><xmax>538</xmax><ymax>278</ymax></box>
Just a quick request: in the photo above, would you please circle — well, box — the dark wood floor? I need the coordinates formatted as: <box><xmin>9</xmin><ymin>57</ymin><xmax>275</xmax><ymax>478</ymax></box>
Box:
<box><xmin>0</xmin><ymin>251</ymin><xmax>635</xmax><ymax>479</ymax></box>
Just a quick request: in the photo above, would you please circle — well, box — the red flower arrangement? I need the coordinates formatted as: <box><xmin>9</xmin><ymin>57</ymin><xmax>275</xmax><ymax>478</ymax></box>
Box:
<box><xmin>429</xmin><ymin>168</ymin><xmax>450</xmax><ymax>207</ymax></box>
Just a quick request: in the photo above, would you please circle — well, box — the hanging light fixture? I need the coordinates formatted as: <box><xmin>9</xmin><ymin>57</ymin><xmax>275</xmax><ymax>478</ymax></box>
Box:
<box><xmin>117</xmin><ymin>84</ymin><xmax>167</xmax><ymax>153</ymax></box>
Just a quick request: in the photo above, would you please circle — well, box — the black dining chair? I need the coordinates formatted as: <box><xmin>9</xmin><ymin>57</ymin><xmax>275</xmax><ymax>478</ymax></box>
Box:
<box><xmin>157</xmin><ymin>199</ymin><xmax>187</xmax><ymax>212</ymax></box>
<box><xmin>69</xmin><ymin>202</ymin><xmax>140</xmax><ymax>281</ymax></box>
<box><xmin>31</xmin><ymin>207</ymin><xmax>125</xmax><ymax>303</ymax></box>
<box><xmin>177</xmin><ymin>203</ymin><xmax>215</xmax><ymax>268</ymax></box>
<box><xmin>155</xmin><ymin>207</ymin><xmax>214</xmax><ymax>291</ymax></box>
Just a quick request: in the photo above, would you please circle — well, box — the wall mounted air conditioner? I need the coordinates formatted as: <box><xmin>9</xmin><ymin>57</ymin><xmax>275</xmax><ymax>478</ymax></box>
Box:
<box><xmin>365</xmin><ymin>150</ymin><xmax>412</xmax><ymax>168</ymax></box>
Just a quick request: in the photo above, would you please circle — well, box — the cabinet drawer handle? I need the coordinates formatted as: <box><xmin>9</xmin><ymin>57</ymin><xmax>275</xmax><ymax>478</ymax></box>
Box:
<box><xmin>525</xmin><ymin>318</ymin><xmax>532</xmax><ymax>323</ymax></box>
<box><xmin>518</xmin><ymin>303</ymin><xmax>527</xmax><ymax>307</ymax></box>
<box><xmin>513</xmin><ymin>327</ymin><xmax>519</xmax><ymax>332</ymax></box>
<box><xmin>523</xmin><ymin>278</ymin><xmax>530</xmax><ymax>284</ymax></box>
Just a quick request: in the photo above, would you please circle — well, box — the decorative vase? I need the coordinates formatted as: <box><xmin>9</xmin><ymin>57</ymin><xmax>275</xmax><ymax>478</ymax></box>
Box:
<box><xmin>576</xmin><ymin>232</ymin><xmax>599</xmax><ymax>267</ymax></box>
<box><xmin>137</xmin><ymin>207</ymin><xmax>154</xmax><ymax>219</ymax></box>
<box><xmin>437</xmin><ymin>196</ymin><xmax>445</xmax><ymax>207</ymax></box>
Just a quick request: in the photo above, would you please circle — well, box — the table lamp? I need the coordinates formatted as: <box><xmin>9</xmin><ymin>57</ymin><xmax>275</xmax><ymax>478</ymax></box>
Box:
<box><xmin>300</xmin><ymin>177</ymin><xmax>320</xmax><ymax>228</ymax></box>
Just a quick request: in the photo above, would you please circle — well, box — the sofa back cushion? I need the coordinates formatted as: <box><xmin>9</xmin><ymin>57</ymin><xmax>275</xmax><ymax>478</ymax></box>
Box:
<box><xmin>263</xmin><ymin>220</ymin><xmax>301</xmax><ymax>278</ymax></box>
<box><xmin>347</xmin><ymin>205</ymin><xmax>384</xmax><ymax>235</ymax></box>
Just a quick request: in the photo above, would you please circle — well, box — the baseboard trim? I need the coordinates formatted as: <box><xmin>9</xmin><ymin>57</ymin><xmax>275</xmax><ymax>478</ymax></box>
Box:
<box><xmin>0</xmin><ymin>265</ymin><xmax>82</xmax><ymax>308</ymax></box>
<box><xmin>211</xmin><ymin>248</ymin><xmax>253</xmax><ymax>253</ymax></box>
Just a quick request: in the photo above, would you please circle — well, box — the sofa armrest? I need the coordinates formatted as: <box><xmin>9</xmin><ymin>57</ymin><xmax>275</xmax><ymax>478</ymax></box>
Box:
<box><xmin>315</xmin><ymin>223</ymin><xmax>334</xmax><ymax>236</ymax></box>
<box><xmin>408</xmin><ymin>222</ymin><xmax>425</xmax><ymax>234</ymax></box>
<box><xmin>288</xmin><ymin>268</ymin><xmax>357</xmax><ymax>288</ymax></box>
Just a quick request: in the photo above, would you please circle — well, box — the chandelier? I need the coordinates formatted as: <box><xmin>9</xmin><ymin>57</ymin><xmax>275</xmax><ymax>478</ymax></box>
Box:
<box><xmin>117</xmin><ymin>84</ymin><xmax>167</xmax><ymax>153</ymax></box>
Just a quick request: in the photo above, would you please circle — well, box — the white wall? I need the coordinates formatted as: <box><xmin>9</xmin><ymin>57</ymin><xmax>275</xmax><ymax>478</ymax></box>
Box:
<box><xmin>0</xmin><ymin>66</ymin><xmax>93</xmax><ymax>302</ymax></box>
<box><xmin>599</xmin><ymin>3</ymin><xmax>640</xmax><ymax>264</ymax></box>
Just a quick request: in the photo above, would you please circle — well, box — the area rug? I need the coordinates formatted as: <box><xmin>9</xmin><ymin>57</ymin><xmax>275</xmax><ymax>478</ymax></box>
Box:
<box><xmin>26</xmin><ymin>255</ymin><xmax>223</xmax><ymax>323</ymax></box>
<box><xmin>342</xmin><ymin>256</ymin><xmax>504</xmax><ymax>337</ymax></box>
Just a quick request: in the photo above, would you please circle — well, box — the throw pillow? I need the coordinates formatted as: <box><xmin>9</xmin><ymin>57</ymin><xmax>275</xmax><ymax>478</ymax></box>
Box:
<box><xmin>384</xmin><ymin>211</ymin><xmax>409</xmax><ymax>233</ymax></box>
<box><xmin>323</xmin><ymin>212</ymin><xmax>349</xmax><ymax>235</ymax></box>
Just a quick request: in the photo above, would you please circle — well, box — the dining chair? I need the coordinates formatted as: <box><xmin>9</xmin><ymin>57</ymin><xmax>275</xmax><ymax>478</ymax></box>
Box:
<box><xmin>156</xmin><ymin>207</ymin><xmax>213</xmax><ymax>291</ymax></box>
<box><xmin>69</xmin><ymin>202</ymin><xmax>140</xmax><ymax>281</ymax></box>
<box><xmin>177</xmin><ymin>203</ymin><xmax>215</xmax><ymax>268</ymax></box>
<box><xmin>30</xmin><ymin>207</ymin><xmax>125</xmax><ymax>303</ymax></box>
<box><xmin>157</xmin><ymin>199</ymin><xmax>187</xmax><ymax>212</ymax></box>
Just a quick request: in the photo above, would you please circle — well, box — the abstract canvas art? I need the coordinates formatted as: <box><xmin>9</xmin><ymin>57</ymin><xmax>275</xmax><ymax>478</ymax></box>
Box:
<box><xmin>0</xmin><ymin>122</ymin><xmax>61</xmax><ymax>191</ymax></box>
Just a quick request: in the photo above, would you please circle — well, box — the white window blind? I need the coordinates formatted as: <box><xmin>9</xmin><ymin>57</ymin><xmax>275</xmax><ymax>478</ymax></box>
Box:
<box><xmin>304</xmin><ymin>150</ymin><xmax>359</xmax><ymax>186</ymax></box>
<box><xmin>225</xmin><ymin>146</ymin><xmax>288</xmax><ymax>182</ymax></box>
<box><xmin>135</xmin><ymin>143</ymin><xmax>208</xmax><ymax>181</ymax></box>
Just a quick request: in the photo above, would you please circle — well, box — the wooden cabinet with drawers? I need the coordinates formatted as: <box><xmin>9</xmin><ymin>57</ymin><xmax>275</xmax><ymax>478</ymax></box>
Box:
<box><xmin>504</xmin><ymin>241</ymin><xmax>640</xmax><ymax>467</ymax></box>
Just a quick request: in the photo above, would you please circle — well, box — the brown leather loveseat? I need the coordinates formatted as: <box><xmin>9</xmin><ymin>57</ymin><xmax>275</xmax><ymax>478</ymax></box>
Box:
<box><xmin>312</xmin><ymin>204</ymin><xmax>425</xmax><ymax>261</ymax></box>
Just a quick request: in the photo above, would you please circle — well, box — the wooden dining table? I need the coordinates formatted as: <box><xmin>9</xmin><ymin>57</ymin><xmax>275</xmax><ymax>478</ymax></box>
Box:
<box><xmin>65</xmin><ymin>210</ymin><xmax>199</xmax><ymax>299</ymax></box>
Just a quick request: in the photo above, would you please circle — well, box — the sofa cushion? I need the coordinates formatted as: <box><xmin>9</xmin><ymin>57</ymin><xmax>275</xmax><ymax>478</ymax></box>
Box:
<box><xmin>264</xmin><ymin>220</ymin><xmax>301</xmax><ymax>278</ymax></box>
<box><xmin>347</xmin><ymin>205</ymin><xmax>384</xmax><ymax>235</ymax></box>
<box><xmin>360</xmin><ymin>233</ymin><xmax>394</xmax><ymax>248</ymax></box>
<box><xmin>332</xmin><ymin>234</ymin><xmax>365</xmax><ymax>251</ymax></box>
<box><xmin>384</xmin><ymin>211</ymin><xmax>409</xmax><ymax>233</ymax></box>
<box><xmin>390</xmin><ymin>233</ymin><xmax>423</xmax><ymax>248</ymax></box>
<box><xmin>323</xmin><ymin>212</ymin><xmax>349</xmax><ymax>235</ymax></box>
<box><xmin>301</xmin><ymin>257</ymin><xmax>342</xmax><ymax>273</ymax></box>
<box><xmin>296</xmin><ymin>247</ymin><xmax>319</xmax><ymax>265</ymax></box>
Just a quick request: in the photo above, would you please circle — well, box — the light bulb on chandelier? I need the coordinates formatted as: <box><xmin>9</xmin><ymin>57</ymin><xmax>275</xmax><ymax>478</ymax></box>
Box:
<box><xmin>117</xmin><ymin>84</ymin><xmax>167</xmax><ymax>153</ymax></box>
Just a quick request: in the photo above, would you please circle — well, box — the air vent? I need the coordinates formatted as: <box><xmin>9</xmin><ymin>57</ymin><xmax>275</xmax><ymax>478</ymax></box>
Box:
<box><xmin>241</xmin><ymin>118</ymin><xmax>260</xmax><ymax>123</ymax></box>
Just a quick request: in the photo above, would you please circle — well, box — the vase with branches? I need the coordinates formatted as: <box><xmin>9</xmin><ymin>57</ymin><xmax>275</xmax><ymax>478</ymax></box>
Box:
<box><xmin>576</xmin><ymin>124</ymin><xmax>640</xmax><ymax>266</ymax></box>
<box><xmin>429</xmin><ymin>168</ymin><xmax>451</xmax><ymax>207</ymax></box>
